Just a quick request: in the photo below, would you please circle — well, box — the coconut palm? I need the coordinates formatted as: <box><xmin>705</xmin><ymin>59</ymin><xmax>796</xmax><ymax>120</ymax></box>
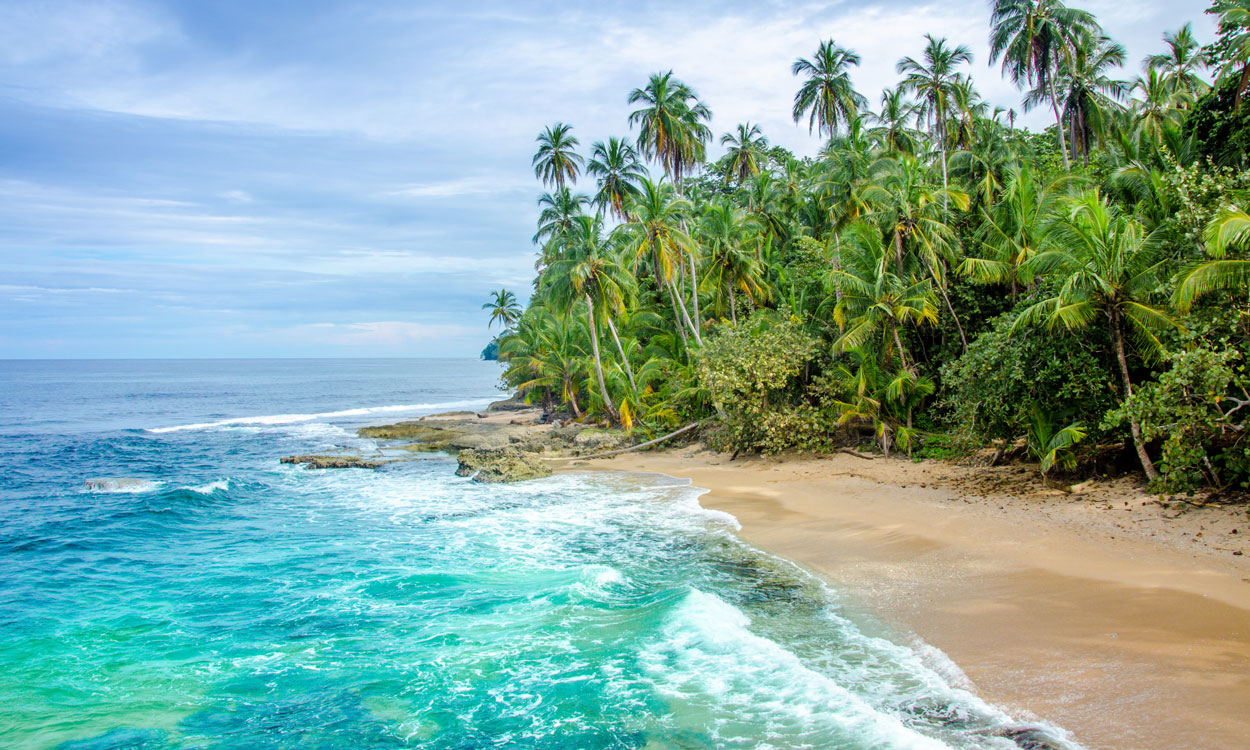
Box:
<box><xmin>988</xmin><ymin>0</ymin><xmax>1098</xmax><ymax>170</ymax></box>
<box><xmin>619</xmin><ymin>178</ymin><xmax>702</xmax><ymax>346</ymax></box>
<box><xmin>719</xmin><ymin>123</ymin><xmax>769</xmax><ymax>186</ymax></box>
<box><xmin>1173</xmin><ymin>206</ymin><xmax>1250</xmax><ymax>314</ymax></box>
<box><xmin>533</xmin><ymin>188</ymin><xmax>591</xmax><ymax>250</ymax></box>
<box><xmin>698</xmin><ymin>200</ymin><xmax>767</xmax><ymax>323</ymax></box>
<box><xmin>1211</xmin><ymin>0</ymin><xmax>1250</xmax><ymax>109</ymax></box>
<box><xmin>1052</xmin><ymin>34</ymin><xmax>1129</xmax><ymax>164</ymax></box>
<box><xmin>587</xmin><ymin>137</ymin><xmax>645</xmax><ymax>221</ymax></box>
<box><xmin>828</xmin><ymin>221</ymin><xmax>940</xmax><ymax>372</ymax></box>
<box><xmin>500</xmin><ymin>305</ymin><xmax>588</xmax><ymax>417</ymax></box>
<box><xmin>791</xmin><ymin>39</ymin><xmax>867</xmax><ymax>140</ymax></box>
<box><xmin>1131</xmin><ymin>69</ymin><xmax>1193</xmax><ymax>144</ymax></box>
<box><xmin>627</xmin><ymin>71</ymin><xmax>713</xmax><ymax>186</ymax></box>
<box><xmin>960</xmin><ymin>164</ymin><xmax>1066</xmax><ymax>296</ymax></box>
<box><xmin>483</xmin><ymin>288</ymin><xmax>522</xmax><ymax>329</ymax></box>
<box><xmin>867</xmin><ymin>87</ymin><xmax>921</xmax><ymax>155</ymax></box>
<box><xmin>860</xmin><ymin>154</ymin><xmax>971</xmax><ymax>351</ymax></box>
<box><xmin>545</xmin><ymin>215</ymin><xmax>634</xmax><ymax>423</ymax></box>
<box><xmin>533</xmin><ymin>123</ymin><xmax>585</xmax><ymax>190</ymax></box>
<box><xmin>897</xmin><ymin>35</ymin><xmax>973</xmax><ymax>195</ymax></box>
<box><xmin>1013</xmin><ymin>190</ymin><xmax>1177</xmax><ymax>480</ymax></box>
<box><xmin>1145</xmin><ymin>23</ymin><xmax>1210</xmax><ymax>98</ymax></box>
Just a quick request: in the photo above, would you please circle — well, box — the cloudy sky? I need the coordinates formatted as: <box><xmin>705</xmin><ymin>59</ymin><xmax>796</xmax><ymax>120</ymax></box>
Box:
<box><xmin>0</xmin><ymin>0</ymin><xmax>1216</xmax><ymax>358</ymax></box>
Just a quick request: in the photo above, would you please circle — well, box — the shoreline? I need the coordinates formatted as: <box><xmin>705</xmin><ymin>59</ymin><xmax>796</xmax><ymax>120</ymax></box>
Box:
<box><xmin>557</xmin><ymin>449</ymin><xmax>1250</xmax><ymax>750</ymax></box>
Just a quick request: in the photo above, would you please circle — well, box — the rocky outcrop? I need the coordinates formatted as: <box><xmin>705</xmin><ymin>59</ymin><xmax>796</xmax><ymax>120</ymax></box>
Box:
<box><xmin>280</xmin><ymin>454</ymin><xmax>389</xmax><ymax>469</ymax></box>
<box><xmin>454</xmin><ymin>448</ymin><xmax>552</xmax><ymax>483</ymax></box>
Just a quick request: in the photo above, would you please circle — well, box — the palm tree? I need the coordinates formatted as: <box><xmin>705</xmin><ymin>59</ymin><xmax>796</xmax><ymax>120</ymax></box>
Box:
<box><xmin>627</xmin><ymin>71</ymin><xmax>712</xmax><ymax>187</ymax></box>
<box><xmin>500</xmin><ymin>305</ymin><xmax>588</xmax><ymax>417</ymax></box>
<box><xmin>867</xmin><ymin>87</ymin><xmax>921</xmax><ymax>155</ymax></box>
<box><xmin>546</xmin><ymin>215</ymin><xmax>633</xmax><ymax>423</ymax></box>
<box><xmin>619</xmin><ymin>178</ymin><xmax>702</xmax><ymax>346</ymax></box>
<box><xmin>1173</xmin><ymin>206</ymin><xmax>1250</xmax><ymax>314</ymax></box>
<box><xmin>988</xmin><ymin>0</ymin><xmax>1098</xmax><ymax>170</ymax></box>
<box><xmin>1211</xmin><ymin>0</ymin><xmax>1250</xmax><ymax>109</ymax></box>
<box><xmin>719</xmin><ymin>123</ymin><xmax>769</xmax><ymax>186</ymax></box>
<box><xmin>1131</xmin><ymin>69</ymin><xmax>1193</xmax><ymax>144</ymax></box>
<box><xmin>533</xmin><ymin>123</ymin><xmax>585</xmax><ymax>190</ymax></box>
<box><xmin>1145</xmin><ymin>23</ymin><xmax>1210</xmax><ymax>99</ymax></box>
<box><xmin>860</xmin><ymin>155</ymin><xmax>972</xmax><ymax>351</ymax></box>
<box><xmin>1013</xmin><ymin>191</ymin><xmax>1177</xmax><ymax>480</ymax></box>
<box><xmin>897</xmin><ymin>35</ymin><xmax>973</xmax><ymax>196</ymax></box>
<box><xmin>960</xmin><ymin>164</ymin><xmax>1065</xmax><ymax>297</ymax></box>
<box><xmin>698</xmin><ymin>200</ymin><xmax>767</xmax><ymax>323</ymax></box>
<box><xmin>1053</xmin><ymin>34</ymin><xmax>1129</xmax><ymax>164</ymax></box>
<box><xmin>483</xmin><ymin>289</ymin><xmax>522</xmax><ymax>329</ymax></box>
<box><xmin>829</xmin><ymin>221</ymin><xmax>940</xmax><ymax>372</ymax></box>
<box><xmin>587</xmin><ymin>137</ymin><xmax>645</xmax><ymax>221</ymax></box>
<box><xmin>791</xmin><ymin>39</ymin><xmax>867</xmax><ymax>140</ymax></box>
<box><xmin>532</xmin><ymin>188</ymin><xmax>591</xmax><ymax>252</ymax></box>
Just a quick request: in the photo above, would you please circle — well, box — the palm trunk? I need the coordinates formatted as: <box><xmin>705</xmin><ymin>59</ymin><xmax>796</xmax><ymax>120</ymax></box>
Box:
<box><xmin>894</xmin><ymin>230</ymin><xmax>905</xmax><ymax>276</ymax></box>
<box><xmin>567</xmin><ymin>384</ymin><xmax>582</xmax><ymax>419</ymax></box>
<box><xmin>931</xmin><ymin>265</ymin><xmax>968</xmax><ymax>353</ymax></box>
<box><xmin>669</xmin><ymin>277</ymin><xmax>703</xmax><ymax>347</ymax></box>
<box><xmin>688</xmin><ymin>252</ymin><xmax>702</xmax><ymax>338</ymax></box>
<box><xmin>605</xmin><ymin>316</ymin><xmax>637</xmax><ymax>394</ymax></box>
<box><xmin>729</xmin><ymin>284</ymin><xmax>738</xmax><ymax>324</ymax></box>
<box><xmin>1110</xmin><ymin>314</ymin><xmax>1161</xmax><ymax>482</ymax></box>
<box><xmin>656</xmin><ymin>250</ymin><xmax>688</xmax><ymax>349</ymax></box>
<box><xmin>585</xmin><ymin>294</ymin><xmax>618</xmax><ymax>423</ymax></box>
<box><xmin>1048</xmin><ymin>75</ymin><xmax>1071</xmax><ymax>171</ymax></box>
<box><xmin>891</xmin><ymin>325</ymin><xmax>910</xmax><ymax>372</ymax></box>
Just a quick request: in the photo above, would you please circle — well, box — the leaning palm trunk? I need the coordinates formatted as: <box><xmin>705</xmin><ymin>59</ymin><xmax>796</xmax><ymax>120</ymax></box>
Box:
<box><xmin>687</xmin><ymin>253</ymin><xmax>702</xmax><ymax>341</ymax></box>
<box><xmin>654</xmin><ymin>250</ymin><xmax>688</xmax><ymax>348</ymax></box>
<box><xmin>668</xmin><ymin>277</ymin><xmax>703</xmax><ymax>346</ymax></box>
<box><xmin>605</xmin><ymin>316</ymin><xmax>637</xmax><ymax>394</ymax></box>
<box><xmin>585</xmin><ymin>294</ymin><xmax>619</xmax><ymax>424</ymax></box>
<box><xmin>930</xmin><ymin>265</ymin><xmax>968</xmax><ymax>353</ymax></box>
<box><xmin>1110</xmin><ymin>313</ymin><xmax>1161</xmax><ymax>481</ymax></box>
<box><xmin>728</xmin><ymin>284</ymin><xmax>738</xmax><ymax>324</ymax></box>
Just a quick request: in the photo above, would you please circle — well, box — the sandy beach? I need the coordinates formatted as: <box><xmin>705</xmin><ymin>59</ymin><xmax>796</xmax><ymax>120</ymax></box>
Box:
<box><xmin>557</xmin><ymin>448</ymin><xmax>1250</xmax><ymax>750</ymax></box>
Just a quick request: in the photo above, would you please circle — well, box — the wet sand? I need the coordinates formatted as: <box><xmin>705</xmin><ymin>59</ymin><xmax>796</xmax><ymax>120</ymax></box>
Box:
<box><xmin>562</xmin><ymin>451</ymin><xmax>1250</xmax><ymax>750</ymax></box>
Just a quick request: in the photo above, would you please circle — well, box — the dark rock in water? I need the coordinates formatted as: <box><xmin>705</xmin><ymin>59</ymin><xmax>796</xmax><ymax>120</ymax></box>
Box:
<box><xmin>280</xmin><ymin>455</ymin><xmax>388</xmax><ymax>470</ymax></box>
<box><xmin>455</xmin><ymin>448</ymin><xmax>551</xmax><ymax>483</ymax></box>
<box><xmin>992</xmin><ymin>724</ymin><xmax>1069</xmax><ymax>750</ymax></box>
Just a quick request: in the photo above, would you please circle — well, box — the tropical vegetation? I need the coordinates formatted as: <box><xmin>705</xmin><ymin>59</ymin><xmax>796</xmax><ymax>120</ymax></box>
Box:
<box><xmin>486</xmin><ymin>1</ymin><xmax>1250</xmax><ymax>496</ymax></box>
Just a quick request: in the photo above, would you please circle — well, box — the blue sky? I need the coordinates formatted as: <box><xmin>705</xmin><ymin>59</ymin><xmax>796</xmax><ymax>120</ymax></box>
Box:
<box><xmin>0</xmin><ymin>0</ymin><xmax>1216</xmax><ymax>358</ymax></box>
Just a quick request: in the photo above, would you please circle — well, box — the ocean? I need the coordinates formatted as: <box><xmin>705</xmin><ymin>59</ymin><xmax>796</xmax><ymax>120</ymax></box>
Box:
<box><xmin>0</xmin><ymin>359</ymin><xmax>1074</xmax><ymax>749</ymax></box>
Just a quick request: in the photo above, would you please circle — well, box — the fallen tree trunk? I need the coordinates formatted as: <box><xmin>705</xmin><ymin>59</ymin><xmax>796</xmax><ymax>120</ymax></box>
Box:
<box><xmin>543</xmin><ymin>421</ymin><xmax>703</xmax><ymax>462</ymax></box>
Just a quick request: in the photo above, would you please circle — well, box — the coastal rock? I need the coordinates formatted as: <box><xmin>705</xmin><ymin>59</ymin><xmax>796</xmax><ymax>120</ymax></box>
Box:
<box><xmin>455</xmin><ymin>448</ymin><xmax>551</xmax><ymax>483</ymax></box>
<box><xmin>571</xmin><ymin>429</ymin><xmax>626</xmax><ymax>454</ymax></box>
<box><xmin>486</xmin><ymin>394</ymin><xmax>531</xmax><ymax>412</ymax></box>
<box><xmin>280</xmin><ymin>454</ymin><xmax>388</xmax><ymax>470</ymax></box>
<box><xmin>357</xmin><ymin>422</ymin><xmax>463</xmax><ymax>441</ymax></box>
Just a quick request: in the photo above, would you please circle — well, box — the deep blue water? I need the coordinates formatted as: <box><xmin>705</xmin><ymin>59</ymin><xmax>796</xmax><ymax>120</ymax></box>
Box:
<box><xmin>0</xmin><ymin>359</ymin><xmax>1075</xmax><ymax>749</ymax></box>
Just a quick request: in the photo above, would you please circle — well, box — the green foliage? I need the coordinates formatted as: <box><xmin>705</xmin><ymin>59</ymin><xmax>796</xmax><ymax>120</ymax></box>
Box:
<box><xmin>940</xmin><ymin>309</ymin><xmax>1119</xmax><ymax>450</ymax></box>
<box><xmin>1107</xmin><ymin>344</ymin><xmax>1250</xmax><ymax>494</ymax></box>
<box><xmin>480</xmin><ymin>338</ymin><xmax>499</xmax><ymax>361</ymax></box>
<box><xmin>1026</xmin><ymin>405</ymin><xmax>1087</xmax><ymax>476</ymax></box>
<box><xmin>1185</xmin><ymin>77</ymin><xmax>1250</xmax><ymax>168</ymax></box>
<box><xmin>696</xmin><ymin>311</ymin><xmax>823</xmax><ymax>453</ymax></box>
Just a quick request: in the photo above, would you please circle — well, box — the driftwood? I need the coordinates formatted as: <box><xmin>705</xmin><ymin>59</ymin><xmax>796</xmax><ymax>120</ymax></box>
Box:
<box><xmin>543</xmin><ymin>421</ymin><xmax>703</xmax><ymax>462</ymax></box>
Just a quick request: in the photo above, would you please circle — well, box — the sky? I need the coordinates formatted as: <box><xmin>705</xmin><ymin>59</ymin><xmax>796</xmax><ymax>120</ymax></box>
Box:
<box><xmin>0</xmin><ymin>0</ymin><xmax>1218</xmax><ymax>358</ymax></box>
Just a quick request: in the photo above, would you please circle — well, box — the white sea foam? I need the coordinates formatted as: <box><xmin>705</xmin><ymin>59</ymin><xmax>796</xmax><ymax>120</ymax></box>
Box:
<box><xmin>82</xmin><ymin>477</ymin><xmax>165</xmax><ymax>494</ymax></box>
<box><xmin>145</xmin><ymin>399</ymin><xmax>497</xmax><ymax>433</ymax></box>
<box><xmin>187</xmin><ymin>479</ymin><xmax>230</xmax><ymax>495</ymax></box>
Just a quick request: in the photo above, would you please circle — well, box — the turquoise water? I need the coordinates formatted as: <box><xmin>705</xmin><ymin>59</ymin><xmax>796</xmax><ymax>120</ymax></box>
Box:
<box><xmin>0</xmin><ymin>359</ymin><xmax>1076</xmax><ymax>749</ymax></box>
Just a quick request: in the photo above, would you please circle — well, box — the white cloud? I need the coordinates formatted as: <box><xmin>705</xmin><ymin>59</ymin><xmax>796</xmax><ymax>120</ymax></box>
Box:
<box><xmin>287</xmin><ymin>320</ymin><xmax>480</xmax><ymax>348</ymax></box>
